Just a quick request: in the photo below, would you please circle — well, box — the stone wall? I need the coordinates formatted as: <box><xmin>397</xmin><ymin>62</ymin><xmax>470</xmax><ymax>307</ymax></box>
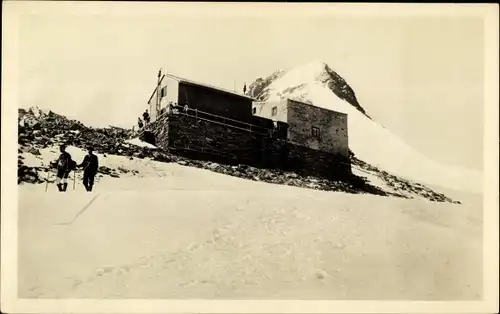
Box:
<box><xmin>147</xmin><ymin>108</ymin><xmax>351</xmax><ymax>179</ymax></box>
<box><xmin>145</xmin><ymin>114</ymin><xmax>170</xmax><ymax>149</ymax></box>
<box><xmin>164</xmin><ymin>112</ymin><xmax>288</xmax><ymax>167</ymax></box>
<box><xmin>287</xmin><ymin>99</ymin><xmax>349</xmax><ymax>158</ymax></box>
<box><xmin>252</xmin><ymin>99</ymin><xmax>288</xmax><ymax>123</ymax></box>
<box><xmin>286</xmin><ymin>143</ymin><xmax>352</xmax><ymax>179</ymax></box>
<box><xmin>251</xmin><ymin>98</ymin><xmax>349</xmax><ymax>159</ymax></box>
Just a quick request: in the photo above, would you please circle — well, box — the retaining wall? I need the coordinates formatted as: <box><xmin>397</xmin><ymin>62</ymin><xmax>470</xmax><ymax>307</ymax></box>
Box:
<box><xmin>147</xmin><ymin>110</ymin><xmax>351</xmax><ymax>179</ymax></box>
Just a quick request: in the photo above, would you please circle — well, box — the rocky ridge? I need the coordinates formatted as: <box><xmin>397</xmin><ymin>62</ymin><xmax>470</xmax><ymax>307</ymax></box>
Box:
<box><xmin>248</xmin><ymin>62</ymin><xmax>370</xmax><ymax>118</ymax></box>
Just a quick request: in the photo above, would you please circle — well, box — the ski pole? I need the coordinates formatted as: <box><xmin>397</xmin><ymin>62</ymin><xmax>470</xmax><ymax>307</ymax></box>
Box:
<box><xmin>45</xmin><ymin>170</ymin><xmax>50</xmax><ymax>192</ymax></box>
<box><xmin>73</xmin><ymin>170</ymin><xmax>76</xmax><ymax>191</ymax></box>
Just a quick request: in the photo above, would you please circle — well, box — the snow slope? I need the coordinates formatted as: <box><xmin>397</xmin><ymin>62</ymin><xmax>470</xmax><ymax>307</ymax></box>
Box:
<box><xmin>20</xmin><ymin>145</ymin><xmax>291</xmax><ymax>193</ymax></box>
<box><xmin>18</xmin><ymin>173</ymin><xmax>482</xmax><ymax>300</ymax></box>
<box><xmin>17</xmin><ymin>113</ymin><xmax>483</xmax><ymax>299</ymax></box>
<box><xmin>19</xmin><ymin>144</ymin><xmax>461</xmax><ymax>203</ymax></box>
<box><xmin>254</xmin><ymin>61</ymin><xmax>482</xmax><ymax>193</ymax></box>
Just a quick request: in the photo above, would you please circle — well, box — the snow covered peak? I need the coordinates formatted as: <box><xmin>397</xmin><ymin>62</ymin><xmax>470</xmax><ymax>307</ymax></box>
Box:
<box><xmin>248</xmin><ymin>61</ymin><xmax>482</xmax><ymax>193</ymax></box>
<box><xmin>269</xmin><ymin>60</ymin><xmax>331</xmax><ymax>93</ymax></box>
<box><xmin>248</xmin><ymin>60</ymin><xmax>369</xmax><ymax>118</ymax></box>
<box><xmin>286</xmin><ymin>60</ymin><xmax>329</xmax><ymax>79</ymax></box>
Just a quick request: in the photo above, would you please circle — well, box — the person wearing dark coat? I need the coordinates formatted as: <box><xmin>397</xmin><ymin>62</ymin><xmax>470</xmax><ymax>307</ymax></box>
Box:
<box><xmin>78</xmin><ymin>147</ymin><xmax>99</xmax><ymax>192</ymax></box>
<box><xmin>51</xmin><ymin>144</ymin><xmax>74</xmax><ymax>192</ymax></box>
<box><xmin>142</xmin><ymin>110</ymin><xmax>150</xmax><ymax>125</ymax></box>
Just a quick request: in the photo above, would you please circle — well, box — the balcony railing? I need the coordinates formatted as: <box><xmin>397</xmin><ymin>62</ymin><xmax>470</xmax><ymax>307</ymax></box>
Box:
<box><xmin>163</xmin><ymin>104</ymin><xmax>273</xmax><ymax>135</ymax></box>
<box><xmin>137</xmin><ymin>103</ymin><xmax>284</xmax><ymax>140</ymax></box>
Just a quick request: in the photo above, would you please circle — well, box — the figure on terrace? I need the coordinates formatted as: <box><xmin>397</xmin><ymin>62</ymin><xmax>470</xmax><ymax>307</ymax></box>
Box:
<box><xmin>143</xmin><ymin>109</ymin><xmax>150</xmax><ymax>125</ymax></box>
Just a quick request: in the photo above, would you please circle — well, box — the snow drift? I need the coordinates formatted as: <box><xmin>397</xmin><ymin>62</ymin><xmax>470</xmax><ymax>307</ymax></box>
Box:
<box><xmin>18</xmin><ymin>179</ymin><xmax>482</xmax><ymax>299</ymax></box>
<box><xmin>248</xmin><ymin>61</ymin><xmax>482</xmax><ymax>193</ymax></box>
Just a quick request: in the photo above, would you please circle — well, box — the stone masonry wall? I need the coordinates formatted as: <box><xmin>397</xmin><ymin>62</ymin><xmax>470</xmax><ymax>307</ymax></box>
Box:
<box><xmin>287</xmin><ymin>99</ymin><xmax>349</xmax><ymax>158</ymax></box>
<box><xmin>286</xmin><ymin>143</ymin><xmax>352</xmax><ymax>179</ymax></box>
<box><xmin>252</xmin><ymin>99</ymin><xmax>288</xmax><ymax>123</ymax></box>
<box><xmin>147</xmin><ymin>109</ymin><xmax>351</xmax><ymax>179</ymax></box>
<box><xmin>145</xmin><ymin>114</ymin><xmax>169</xmax><ymax>148</ymax></box>
<box><xmin>165</xmin><ymin>112</ymin><xmax>288</xmax><ymax>167</ymax></box>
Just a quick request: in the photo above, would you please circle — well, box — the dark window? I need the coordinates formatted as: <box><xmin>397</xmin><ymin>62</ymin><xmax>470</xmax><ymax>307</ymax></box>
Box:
<box><xmin>159</xmin><ymin>86</ymin><xmax>167</xmax><ymax>98</ymax></box>
<box><xmin>252</xmin><ymin>107</ymin><xmax>257</xmax><ymax>114</ymax></box>
<box><xmin>271</xmin><ymin>106</ymin><xmax>278</xmax><ymax>116</ymax></box>
<box><xmin>312</xmin><ymin>126</ymin><xmax>320</xmax><ymax>138</ymax></box>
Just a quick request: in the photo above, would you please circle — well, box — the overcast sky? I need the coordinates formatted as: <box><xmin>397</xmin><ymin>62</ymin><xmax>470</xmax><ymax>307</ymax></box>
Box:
<box><xmin>16</xmin><ymin>3</ymin><xmax>484</xmax><ymax>170</ymax></box>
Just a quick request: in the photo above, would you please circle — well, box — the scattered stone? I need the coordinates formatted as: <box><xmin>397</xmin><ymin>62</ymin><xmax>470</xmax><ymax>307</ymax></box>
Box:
<box><xmin>98</xmin><ymin>166</ymin><xmax>114</xmax><ymax>175</ymax></box>
<box><xmin>117</xmin><ymin>167</ymin><xmax>129</xmax><ymax>173</ymax></box>
<box><xmin>28</xmin><ymin>147</ymin><xmax>41</xmax><ymax>156</ymax></box>
<box><xmin>18</xmin><ymin>165</ymin><xmax>44</xmax><ymax>184</ymax></box>
<box><xmin>16</xmin><ymin>107</ymin><xmax>459</xmax><ymax>203</ymax></box>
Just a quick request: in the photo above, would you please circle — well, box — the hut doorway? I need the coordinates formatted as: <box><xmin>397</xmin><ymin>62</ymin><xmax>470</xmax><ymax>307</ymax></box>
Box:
<box><xmin>141</xmin><ymin>131</ymin><xmax>156</xmax><ymax>146</ymax></box>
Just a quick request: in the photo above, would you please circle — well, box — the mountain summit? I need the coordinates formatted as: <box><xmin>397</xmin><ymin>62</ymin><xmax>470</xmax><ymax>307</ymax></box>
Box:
<box><xmin>248</xmin><ymin>60</ymin><xmax>370</xmax><ymax>118</ymax></box>
<box><xmin>248</xmin><ymin>61</ymin><xmax>482</xmax><ymax>193</ymax></box>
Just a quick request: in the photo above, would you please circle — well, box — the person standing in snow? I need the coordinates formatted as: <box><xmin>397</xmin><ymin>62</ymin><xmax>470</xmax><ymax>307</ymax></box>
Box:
<box><xmin>78</xmin><ymin>147</ymin><xmax>99</xmax><ymax>192</ymax></box>
<box><xmin>50</xmin><ymin>144</ymin><xmax>74</xmax><ymax>192</ymax></box>
<box><xmin>243</xmin><ymin>83</ymin><xmax>247</xmax><ymax>95</ymax></box>
<box><xmin>138</xmin><ymin>117</ymin><xmax>144</xmax><ymax>129</ymax></box>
